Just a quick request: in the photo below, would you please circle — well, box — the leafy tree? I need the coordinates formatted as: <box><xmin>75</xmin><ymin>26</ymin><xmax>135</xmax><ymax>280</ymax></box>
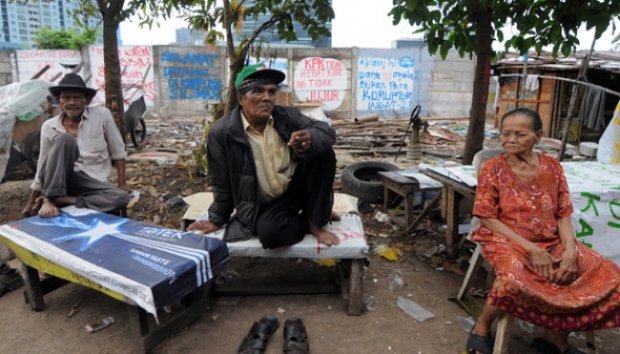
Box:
<box><xmin>182</xmin><ymin>0</ymin><xmax>335</xmax><ymax>114</ymax></box>
<box><xmin>390</xmin><ymin>0</ymin><xmax>620</xmax><ymax>164</ymax></box>
<box><xmin>32</xmin><ymin>27</ymin><xmax>99</xmax><ymax>49</ymax></box>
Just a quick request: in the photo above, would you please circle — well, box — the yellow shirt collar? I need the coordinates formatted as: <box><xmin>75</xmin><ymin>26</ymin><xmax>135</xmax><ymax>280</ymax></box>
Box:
<box><xmin>241</xmin><ymin>111</ymin><xmax>274</xmax><ymax>134</ymax></box>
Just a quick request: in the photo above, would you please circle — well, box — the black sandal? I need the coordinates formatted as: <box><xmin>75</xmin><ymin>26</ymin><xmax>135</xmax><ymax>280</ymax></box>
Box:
<box><xmin>283</xmin><ymin>317</ymin><xmax>310</xmax><ymax>354</ymax></box>
<box><xmin>0</xmin><ymin>266</ymin><xmax>23</xmax><ymax>292</ymax></box>
<box><xmin>466</xmin><ymin>332</ymin><xmax>493</xmax><ymax>354</ymax></box>
<box><xmin>237</xmin><ymin>314</ymin><xmax>279</xmax><ymax>354</ymax></box>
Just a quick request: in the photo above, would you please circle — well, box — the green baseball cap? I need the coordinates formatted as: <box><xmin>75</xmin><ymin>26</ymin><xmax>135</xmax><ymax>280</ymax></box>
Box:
<box><xmin>234</xmin><ymin>63</ymin><xmax>285</xmax><ymax>90</ymax></box>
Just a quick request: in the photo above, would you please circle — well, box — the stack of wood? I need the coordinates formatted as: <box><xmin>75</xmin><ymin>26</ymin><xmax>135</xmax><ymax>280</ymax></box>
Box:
<box><xmin>331</xmin><ymin>118</ymin><xmax>465</xmax><ymax>158</ymax></box>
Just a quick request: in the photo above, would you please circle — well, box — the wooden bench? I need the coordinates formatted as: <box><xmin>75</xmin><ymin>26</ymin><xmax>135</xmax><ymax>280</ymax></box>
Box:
<box><xmin>182</xmin><ymin>192</ymin><xmax>369</xmax><ymax>315</ymax></box>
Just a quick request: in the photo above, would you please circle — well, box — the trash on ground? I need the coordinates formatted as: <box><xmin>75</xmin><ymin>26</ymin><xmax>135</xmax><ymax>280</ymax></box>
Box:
<box><xmin>362</xmin><ymin>293</ymin><xmax>377</xmax><ymax>311</ymax></box>
<box><xmin>374</xmin><ymin>211</ymin><xmax>391</xmax><ymax>223</ymax></box>
<box><xmin>84</xmin><ymin>316</ymin><xmax>115</xmax><ymax>334</ymax></box>
<box><xmin>277</xmin><ymin>307</ymin><xmax>286</xmax><ymax>314</ymax></box>
<box><xmin>65</xmin><ymin>302</ymin><xmax>80</xmax><ymax>321</ymax></box>
<box><xmin>457</xmin><ymin>315</ymin><xmax>475</xmax><ymax>333</ymax></box>
<box><xmin>127</xmin><ymin>191</ymin><xmax>141</xmax><ymax>209</ymax></box>
<box><xmin>388</xmin><ymin>269</ymin><xmax>405</xmax><ymax>291</ymax></box>
<box><xmin>374</xmin><ymin>244</ymin><xmax>402</xmax><ymax>262</ymax></box>
<box><xmin>423</xmin><ymin>244</ymin><xmax>446</xmax><ymax>258</ymax></box>
<box><xmin>518</xmin><ymin>319</ymin><xmax>534</xmax><ymax>333</ymax></box>
<box><xmin>397</xmin><ymin>296</ymin><xmax>434</xmax><ymax>323</ymax></box>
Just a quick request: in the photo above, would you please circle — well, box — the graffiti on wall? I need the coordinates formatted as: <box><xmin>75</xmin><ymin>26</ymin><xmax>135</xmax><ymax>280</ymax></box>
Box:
<box><xmin>160</xmin><ymin>51</ymin><xmax>221</xmax><ymax>101</ymax></box>
<box><xmin>16</xmin><ymin>49</ymin><xmax>82</xmax><ymax>83</ymax></box>
<box><xmin>89</xmin><ymin>46</ymin><xmax>155</xmax><ymax>106</ymax></box>
<box><xmin>293</xmin><ymin>57</ymin><xmax>347</xmax><ymax>110</ymax></box>
<box><xmin>356</xmin><ymin>56</ymin><xmax>418</xmax><ymax>112</ymax></box>
<box><xmin>248</xmin><ymin>57</ymin><xmax>289</xmax><ymax>85</ymax></box>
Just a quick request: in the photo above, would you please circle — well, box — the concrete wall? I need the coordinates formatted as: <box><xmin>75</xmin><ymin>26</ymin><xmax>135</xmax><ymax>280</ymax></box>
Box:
<box><xmin>6</xmin><ymin>45</ymin><xmax>475</xmax><ymax>119</ymax></box>
<box><xmin>427</xmin><ymin>50</ymin><xmax>475</xmax><ymax>117</ymax></box>
<box><xmin>153</xmin><ymin>46</ymin><xmax>226</xmax><ymax>116</ymax></box>
<box><xmin>0</xmin><ymin>50</ymin><xmax>15</xmax><ymax>86</ymax></box>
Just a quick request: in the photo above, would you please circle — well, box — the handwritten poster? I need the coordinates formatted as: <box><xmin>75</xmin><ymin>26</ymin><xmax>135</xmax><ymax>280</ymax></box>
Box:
<box><xmin>159</xmin><ymin>50</ymin><xmax>221</xmax><ymax>101</ymax></box>
<box><xmin>356</xmin><ymin>55</ymin><xmax>417</xmax><ymax>112</ymax></box>
<box><xmin>88</xmin><ymin>45</ymin><xmax>155</xmax><ymax>106</ymax></box>
<box><xmin>293</xmin><ymin>57</ymin><xmax>347</xmax><ymax>110</ymax></box>
<box><xmin>16</xmin><ymin>49</ymin><xmax>82</xmax><ymax>82</ymax></box>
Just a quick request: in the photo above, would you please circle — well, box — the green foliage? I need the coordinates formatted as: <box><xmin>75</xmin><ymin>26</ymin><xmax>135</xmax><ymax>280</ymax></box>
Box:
<box><xmin>32</xmin><ymin>27</ymin><xmax>99</xmax><ymax>49</ymax></box>
<box><xmin>390</xmin><ymin>0</ymin><xmax>620</xmax><ymax>58</ymax></box>
<box><xmin>183</xmin><ymin>0</ymin><xmax>334</xmax><ymax>47</ymax></box>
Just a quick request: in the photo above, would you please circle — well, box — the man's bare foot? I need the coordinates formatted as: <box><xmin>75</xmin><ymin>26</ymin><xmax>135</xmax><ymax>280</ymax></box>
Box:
<box><xmin>38</xmin><ymin>197</ymin><xmax>60</xmax><ymax>218</ymax></box>
<box><xmin>309</xmin><ymin>222</ymin><xmax>340</xmax><ymax>246</ymax></box>
<box><xmin>330</xmin><ymin>211</ymin><xmax>341</xmax><ymax>221</ymax></box>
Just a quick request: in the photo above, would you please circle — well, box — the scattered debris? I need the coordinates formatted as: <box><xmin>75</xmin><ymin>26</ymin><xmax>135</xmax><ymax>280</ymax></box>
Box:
<box><xmin>83</xmin><ymin>316</ymin><xmax>115</xmax><ymax>334</ymax></box>
<box><xmin>65</xmin><ymin>302</ymin><xmax>80</xmax><ymax>321</ymax></box>
<box><xmin>456</xmin><ymin>315</ymin><xmax>475</xmax><ymax>332</ymax></box>
<box><xmin>387</xmin><ymin>269</ymin><xmax>405</xmax><ymax>291</ymax></box>
<box><xmin>374</xmin><ymin>211</ymin><xmax>391</xmax><ymax>223</ymax></box>
<box><xmin>374</xmin><ymin>244</ymin><xmax>402</xmax><ymax>262</ymax></box>
<box><xmin>396</xmin><ymin>296</ymin><xmax>434</xmax><ymax>323</ymax></box>
<box><xmin>362</xmin><ymin>293</ymin><xmax>377</xmax><ymax>311</ymax></box>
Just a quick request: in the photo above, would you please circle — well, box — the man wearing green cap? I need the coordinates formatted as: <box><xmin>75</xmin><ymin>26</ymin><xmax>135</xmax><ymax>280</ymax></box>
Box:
<box><xmin>188</xmin><ymin>63</ymin><xmax>340</xmax><ymax>247</ymax></box>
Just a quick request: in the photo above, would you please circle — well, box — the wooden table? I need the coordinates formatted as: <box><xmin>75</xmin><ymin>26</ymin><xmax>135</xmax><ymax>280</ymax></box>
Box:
<box><xmin>0</xmin><ymin>208</ymin><xmax>229</xmax><ymax>353</ymax></box>
<box><xmin>421</xmin><ymin>169</ymin><xmax>476</xmax><ymax>258</ymax></box>
<box><xmin>378</xmin><ymin>171</ymin><xmax>442</xmax><ymax>234</ymax></box>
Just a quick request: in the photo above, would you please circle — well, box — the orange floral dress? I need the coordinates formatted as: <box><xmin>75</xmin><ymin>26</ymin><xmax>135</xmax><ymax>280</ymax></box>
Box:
<box><xmin>471</xmin><ymin>153</ymin><xmax>620</xmax><ymax>331</ymax></box>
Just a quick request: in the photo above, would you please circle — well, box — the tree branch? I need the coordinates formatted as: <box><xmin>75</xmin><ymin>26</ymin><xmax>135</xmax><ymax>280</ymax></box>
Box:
<box><xmin>222</xmin><ymin>0</ymin><xmax>236</xmax><ymax>62</ymax></box>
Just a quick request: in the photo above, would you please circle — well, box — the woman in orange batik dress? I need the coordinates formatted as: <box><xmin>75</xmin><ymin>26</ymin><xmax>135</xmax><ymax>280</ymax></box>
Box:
<box><xmin>466</xmin><ymin>108</ymin><xmax>620</xmax><ymax>354</ymax></box>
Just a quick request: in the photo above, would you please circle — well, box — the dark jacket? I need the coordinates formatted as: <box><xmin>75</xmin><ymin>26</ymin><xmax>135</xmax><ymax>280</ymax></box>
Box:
<box><xmin>207</xmin><ymin>105</ymin><xmax>336</xmax><ymax>242</ymax></box>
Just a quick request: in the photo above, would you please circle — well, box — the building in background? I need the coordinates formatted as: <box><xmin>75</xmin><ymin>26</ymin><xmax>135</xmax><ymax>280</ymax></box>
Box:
<box><xmin>239</xmin><ymin>0</ymin><xmax>332</xmax><ymax>48</ymax></box>
<box><xmin>174</xmin><ymin>1</ymin><xmax>332</xmax><ymax>48</ymax></box>
<box><xmin>0</xmin><ymin>0</ymin><xmax>101</xmax><ymax>49</ymax></box>
<box><xmin>175</xmin><ymin>28</ymin><xmax>205</xmax><ymax>45</ymax></box>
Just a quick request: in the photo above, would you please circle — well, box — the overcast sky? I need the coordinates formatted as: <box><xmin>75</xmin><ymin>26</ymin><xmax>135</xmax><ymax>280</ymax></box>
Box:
<box><xmin>119</xmin><ymin>0</ymin><xmax>617</xmax><ymax>50</ymax></box>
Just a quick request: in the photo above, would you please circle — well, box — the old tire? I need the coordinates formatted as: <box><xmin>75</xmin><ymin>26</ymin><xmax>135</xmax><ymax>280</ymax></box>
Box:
<box><xmin>341</xmin><ymin>161</ymin><xmax>399</xmax><ymax>204</ymax></box>
<box><xmin>128</xmin><ymin>116</ymin><xmax>147</xmax><ymax>148</ymax></box>
<box><xmin>22</xmin><ymin>132</ymin><xmax>41</xmax><ymax>173</ymax></box>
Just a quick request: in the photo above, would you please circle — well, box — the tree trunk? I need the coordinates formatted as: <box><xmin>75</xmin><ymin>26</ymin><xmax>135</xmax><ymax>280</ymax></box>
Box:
<box><xmin>462</xmin><ymin>3</ymin><xmax>493</xmax><ymax>165</ymax></box>
<box><xmin>100</xmin><ymin>0</ymin><xmax>127</xmax><ymax>141</ymax></box>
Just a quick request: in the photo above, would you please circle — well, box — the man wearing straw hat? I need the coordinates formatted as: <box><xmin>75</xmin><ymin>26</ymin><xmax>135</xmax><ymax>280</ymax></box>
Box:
<box><xmin>21</xmin><ymin>73</ymin><xmax>129</xmax><ymax>218</ymax></box>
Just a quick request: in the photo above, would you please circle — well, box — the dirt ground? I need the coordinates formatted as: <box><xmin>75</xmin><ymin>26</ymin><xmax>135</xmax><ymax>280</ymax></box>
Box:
<box><xmin>1</xmin><ymin>116</ymin><xmax>619</xmax><ymax>354</ymax></box>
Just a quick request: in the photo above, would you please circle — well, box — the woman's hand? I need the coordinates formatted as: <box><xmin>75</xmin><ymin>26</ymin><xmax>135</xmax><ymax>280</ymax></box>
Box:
<box><xmin>550</xmin><ymin>252</ymin><xmax>578</xmax><ymax>285</ymax></box>
<box><xmin>528</xmin><ymin>247</ymin><xmax>556</xmax><ymax>280</ymax></box>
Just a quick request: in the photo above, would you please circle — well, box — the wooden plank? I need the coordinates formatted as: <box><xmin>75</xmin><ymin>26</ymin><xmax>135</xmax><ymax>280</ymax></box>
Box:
<box><xmin>493</xmin><ymin>314</ymin><xmax>515</xmax><ymax>354</ymax></box>
<box><xmin>347</xmin><ymin>260</ymin><xmax>363</xmax><ymax>316</ymax></box>
<box><xmin>445</xmin><ymin>186</ymin><xmax>463</xmax><ymax>258</ymax></box>
<box><xmin>214</xmin><ymin>282</ymin><xmax>340</xmax><ymax>295</ymax></box>
<box><xmin>21</xmin><ymin>264</ymin><xmax>46</xmax><ymax>311</ymax></box>
<box><xmin>406</xmin><ymin>193</ymin><xmax>441</xmax><ymax>233</ymax></box>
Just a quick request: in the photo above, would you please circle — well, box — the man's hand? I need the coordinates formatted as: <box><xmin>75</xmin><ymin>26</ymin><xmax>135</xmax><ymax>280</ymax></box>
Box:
<box><xmin>288</xmin><ymin>129</ymin><xmax>312</xmax><ymax>153</ymax></box>
<box><xmin>528</xmin><ymin>247</ymin><xmax>556</xmax><ymax>281</ymax></box>
<box><xmin>187</xmin><ymin>220</ymin><xmax>221</xmax><ymax>234</ymax></box>
<box><xmin>550</xmin><ymin>252</ymin><xmax>578</xmax><ymax>285</ymax></box>
<box><xmin>118</xmin><ymin>182</ymin><xmax>131</xmax><ymax>193</ymax></box>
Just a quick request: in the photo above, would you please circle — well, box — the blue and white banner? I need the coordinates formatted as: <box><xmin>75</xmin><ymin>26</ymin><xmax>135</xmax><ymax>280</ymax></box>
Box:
<box><xmin>0</xmin><ymin>206</ymin><xmax>229</xmax><ymax>317</ymax></box>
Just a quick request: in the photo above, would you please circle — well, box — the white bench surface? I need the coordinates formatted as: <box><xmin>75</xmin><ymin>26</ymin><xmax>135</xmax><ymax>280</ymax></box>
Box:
<box><xmin>183</xmin><ymin>193</ymin><xmax>369</xmax><ymax>260</ymax></box>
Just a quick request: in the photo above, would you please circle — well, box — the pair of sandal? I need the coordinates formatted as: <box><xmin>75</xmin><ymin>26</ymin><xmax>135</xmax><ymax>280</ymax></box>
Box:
<box><xmin>0</xmin><ymin>264</ymin><xmax>24</xmax><ymax>297</ymax></box>
<box><xmin>238</xmin><ymin>315</ymin><xmax>310</xmax><ymax>354</ymax></box>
